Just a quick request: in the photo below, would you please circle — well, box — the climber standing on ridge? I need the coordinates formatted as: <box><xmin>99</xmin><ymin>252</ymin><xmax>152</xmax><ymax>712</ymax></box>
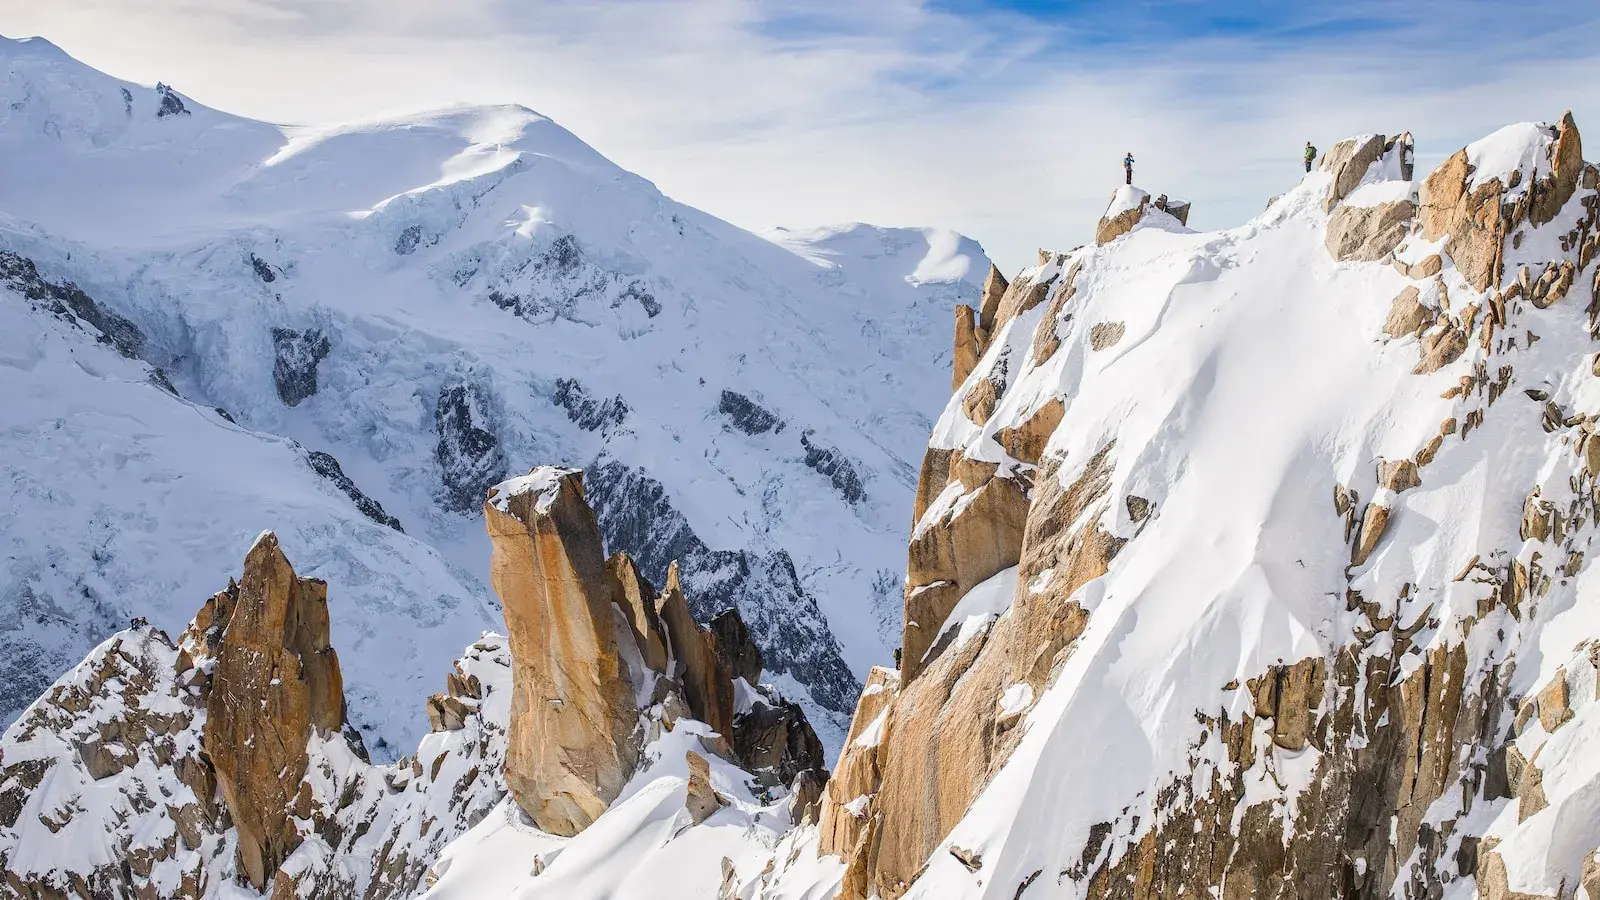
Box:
<box><xmin>1123</xmin><ymin>152</ymin><xmax>1135</xmax><ymax>185</ymax></box>
<box><xmin>1304</xmin><ymin>141</ymin><xmax>1317</xmax><ymax>173</ymax></box>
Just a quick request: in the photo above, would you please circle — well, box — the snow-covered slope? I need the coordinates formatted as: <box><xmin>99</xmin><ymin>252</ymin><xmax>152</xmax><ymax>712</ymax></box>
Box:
<box><xmin>0</xmin><ymin>35</ymin><xmax>987</xmax><ymax>754</ymax></box>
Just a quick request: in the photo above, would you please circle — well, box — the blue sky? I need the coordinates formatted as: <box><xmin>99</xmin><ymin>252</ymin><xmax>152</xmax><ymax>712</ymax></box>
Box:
<box><xmin>3</xmin><ymin>0</ymin><xmax>1598</xmax><ymax>273</ymax></box>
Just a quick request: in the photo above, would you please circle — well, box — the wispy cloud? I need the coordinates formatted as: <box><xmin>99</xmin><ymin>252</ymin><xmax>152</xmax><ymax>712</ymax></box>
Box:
<box><xmin>2</xmin><ymin>0</ymin><xmax>1598</xmax><ymax>272</ymax></box>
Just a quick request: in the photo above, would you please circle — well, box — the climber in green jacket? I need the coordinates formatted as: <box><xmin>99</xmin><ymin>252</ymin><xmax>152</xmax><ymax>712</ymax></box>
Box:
<box><xmin>1304</xmin><ymin>142</ymin><xmax>1317</xmax><ymax>173</ymax></box>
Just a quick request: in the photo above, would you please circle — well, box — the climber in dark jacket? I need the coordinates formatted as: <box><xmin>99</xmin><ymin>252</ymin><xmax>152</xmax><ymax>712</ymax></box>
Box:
<box><xmin>1123</xmin><ymin>152</ymin><xmax>1135</xmax><ymax>185</ymax></box>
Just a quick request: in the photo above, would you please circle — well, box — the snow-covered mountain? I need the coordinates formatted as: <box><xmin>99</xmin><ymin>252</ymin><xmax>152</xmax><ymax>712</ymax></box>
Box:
<box><xmin>13</xmin><ymin>29</ymin><xmax>1600</xmax><ymax>900</ymax></box>
<box><xmin>0</xmin><ymin>35</ymin><xmax>988</xmax><ymax>755</ymax></box>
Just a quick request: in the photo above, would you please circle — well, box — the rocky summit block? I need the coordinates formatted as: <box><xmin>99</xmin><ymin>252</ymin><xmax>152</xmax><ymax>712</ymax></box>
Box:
<box><xmin>484</xmin><ymin>467</ymin><xmax>645</xmax><ymax>837</ymax></box>
<box><xmin>484</xmin><ymin>465</ymin><xmax>829</xmax><ymax>837</ymax></box>
<box><xmin>1095</xmin><ymin>186</ymin><xmax>1192</xmax><ymax>245</ymax></box>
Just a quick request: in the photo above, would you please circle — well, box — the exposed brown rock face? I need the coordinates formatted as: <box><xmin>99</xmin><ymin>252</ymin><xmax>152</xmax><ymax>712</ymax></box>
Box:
<box><xmin>953</xmin><ymin>304</ymin><xmax>980</xmax><ymax>389</ymax></box>
<box><xmin>1532</xmin><ymin>111</ymin><xmax>1583</xmax><ymax>227</ymax></box>
<box><xmin>1377</xmin><ymin>458</ymin><xmax>1421</xmax><ymax>492</ymax></box>
<box><xmin>1321</xmin><ymin>133</ymin><xmax>1388</xmax><ymax>211</ymax></box>
<box><xmin>1420</xmin><ymin>148</ymin><xmax>1504</xmax><ymax>291</ymax></box>
<box><xmin>910</xmin><ymin>447</ymin><xmax>956</xmax><ymax>528</ymax></box>
<box><xmin>485</xmin><ymin>466</ymin><xmax>827</xmax><ymax>837</ymax></box>
<box><xmin>685</xmin><ymin>750</ymin><xmax>728</xmax><ymax>824</ymax></box>
<box><xmin>995</xmin><ymin>399</ymin><xmax>1065</xmax><ymax>467</ymax></box>
<box><xmin>0</xmin><ymin>537</ymin><xmax>519</xmax><ymax>900</ymax></box>
<box><xmin>201</xmin><ymin>532</ymin><xmax>347</xmax><ymax>891</ymax></box>
<box><xmin>484</xmin><ymin>468</ymin><xmax>644</xmax><ymax>836</ymax></box>
<box><xmin>1394</xmin><ymin>252</ymin><xmax>1444</xmax><ymax>279</ymax></box>
<box><xmin>3</xmin><ymin>472</ymin><xmax>829</xmax><ymax>895</ymax></box>
<box><xmin>902</xmin><ymin>459</ymin><xmax>1030</xmax><ymax>681</ymax></box>
<box><xmin>1414</xmin><ymin>117</ymin><xmax>1580</xmax><ymax>293</ymax></box>
<box><xmin>658</xmin><ymin>563</ymin><xmax>737</xmax><ymax>740</ymax></box>
<box><xmin>960</xmin><ymin>373</ymin><xmax>1002</xmax><ymax>426</ymax></box>
<box><xmin>608</xmin><ymin>552</ymin><xmax>669</xmax><ymax>674</ymax></box>
<box><xmin>1414</xmin><ymin>324</ymin><xmax>1470</xmax><ymax>374</ymax></box>
<box><xmin>1325</xmin><ymin>200</ymin><xmax>1415</xmax><ymax>262</ymax></box>
<box><xmin>1088</xmin><ymin>321</ymin><xmax>1126</xmax><ymax>350</ymax></box>
<box><xmin>818</xmin><ymin>666</ymin><xmax>900</xmax><ymax>858</ymax></box>
<box><xmin>976</xmin><ymin>263</ymin><xmax>1008</xmax><ymax>347</ymax></box>
<box><xmin>990</xmin><ymin>271</ymin><xmax>1054</xmax><ymax>338</ymax></box>
<box><xmin>1248</xmin><ymin>657</ymin><xmax>1326</xmax><ymax>751</ymax></box>
<box><xmin>1096</xmin><ymin>192</ymin><xmax>1192</xmax><ymax>244</ymax></box>
<box><xmin>0</xmin><ymin>624</ymin><xmax>216</xmax><ymax>899</ymax></box>
<box><xmin>789</xmin><ymin>770</ymin><xmax>827</xmax><ymax>826</ymax></box>
<box><xmin>1350</xmin><ymin>501</ymin><xmax>1390</xmax><ymax>565</ymax></box>
<box><xmin>1073</xmin><ymin>638</ymin><xmax>1497</xmax><ymax>900</ymax></box>
<box><xmin>825</xmin><ymin>448</ymin><xmax>1119</xmax><ymax>899</ymax></box>
<box><xmin>1030</xmin><ymin>261</ymin><xmax>1083</xmax><ymax>367</ymax></box>
<box><xmin>1153</xmin><ymin>194</ymin><xmax>1191</xmax><ymax>224</ymax></box>
<box><xmin>1096</xmin><ymin>196</ymin><xmax>1148</xmax><ymax>245</ymax></box>
<box><xmin>1382</xmin><ymin>286</ymin><xmax>1436</xmax><ymax>338</ymax></box>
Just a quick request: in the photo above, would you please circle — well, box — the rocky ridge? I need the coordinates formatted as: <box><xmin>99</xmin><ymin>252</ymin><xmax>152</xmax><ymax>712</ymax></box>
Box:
<box><xmin>762</xmin><ymin>114</ymin><xmax>1600</xmax><ymax>900</ymax></box>
<box><xmin>0</xmin><ymin>533</ymin><xmax>508</xmax><ymax>899</ymax></box>
<box><xmin>0</xmin><ymin>469</ymin><xmax>827</xmax><ymax>897</ymax></box>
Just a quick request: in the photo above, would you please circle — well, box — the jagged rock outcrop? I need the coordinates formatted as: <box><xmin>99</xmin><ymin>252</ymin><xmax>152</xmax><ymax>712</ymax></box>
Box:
<box><xmin>1096</xmin><ymin>187</ymin><xmax>1191</xmax><ymax>245</ymax></box>
<box><xmin>1420</xmin><ymin>115</ymin><xmax>1584</xmax><ymax>291</ymax></box>
<box><xmin>0</xmin><ymin>538</ymin><xmax>509</xmax><ymax>899</ymax></box>
<box><xmin>484</xmin><ymin>466</ymin><xmax>829</xmax><ymax>836</ymax></box>
<box><xmin>305</xmin><ymin>448</ymin><xmax>404</xmax><ymax>531</ymax></box>
<box><xmin>1326</xmin><ymin>198</ymin><xmax>1416</xmax><ymax>261</ymax></box>
<box><xmin>435</xmin><ymin>380</ymin><xmax>507</xmax><ymax>513</ymax></box>
<box><xmin>249</xmin><ymin>253</ymin><xmax>281</xmax><ymax>283</ymax></box>
<box><xmin>953</xmin><ymin>304</ymin><xmax>980</xmax><ymax>388</ymax></box>
<box><xmin>196</xmin><ymin>532</ymin><xmax>354</xmax><ymax>890</ymax></box>
<box><xmin>1153</xmin><ymin>194</ymin><xmax>1190</xmax><ymax>225</ymax></box>
<box><xmin>608</xmin><ymin>551</ymin><xmax>670</xmax><ymax>673</ymax></box>
<box><xmin>718</xmin><ymin>389</ymin><xmax>783</xmax><ymax>435</ymax></box>
<box><xmin>895</xmin><ymin>256</ymin><xmax>1088</xmax><ymax>684</ymax></box>
<box><xmin>1</xmin><ymin>250</ymin><xmax>146</xmax><ymax>360</ymax></box>
<box><xmin>1321</xmin><ymin>133</ymin><xmax>1388</xmax><ymax>210</ymax></box>
<box><xmin>0</xmin><ymin>623</ymin><xmax>214</xmax><ymax>898</ymax></box>
<box><xmin>685</xmin><ymin>749</ymin><xmax>729</xmax><ymax>824</ymax></box>
<box><xmin>481</xmin><ymin>231</ymin><xmax>662</xmax><ymax>324</ymax></box>
<box><xmin>732</xmin><ymin>694</ymin><xmax>826</xmax><ymax>789</ymax></box>
<box><xmin>711</xmin><ymin>607</ymin><xmax>763</xmax><ymax>684</ymax></box>
<box><xmin>484</xmin><ymin>467</ymin><xmax>645</xmax><ymax>836</ymax></box>
<box><xmin>552</xmin><ymin>377</ymin><xmax>631</xmax><ymax>433</ymax></box>
<box><xmin>1096</xmin><ymin>187</ymin><xmax>1150</xmax><ymax>244</ymax></box>
<box><xmin>1383</xmin><ymin>285</ymin><xmax>1437</xmax><ymax>338</ymax></box>
<box><xmin>270</xmin><ymin>326</ymin><xmax>331</xmax><ymax>406</ymax></box>
<box><xmin>975</xmin><ymin>263</ymin><xmax>1008</xmax><ymax>355</ymax></box>
<box><xmin>155</xmin><ymin>82</ymin><xmax>190</xmax><ymax>117</ymax></box>
<box><xmin>1</xmin><ymin>465</ymin><xmax>830</xmax><ymax>895</ymax></box>
<box><xmin>800</xmin><ymin>430</ymin><xmax>867</xmax><ymax>504</ymax></box>
<box><xmin>658</xmin><ymin>562</ymin><xmax>738</xmax><ymax>741</ymax></box>
<box><xmin>1318</xmin><ymin>132</ymin><xmax>1419</xmax><ymax>263</ymax></box>
<box><xmin>818</xmin><ymin>666</ymin><xmax>900</xmax><ymax>859</ymax></box>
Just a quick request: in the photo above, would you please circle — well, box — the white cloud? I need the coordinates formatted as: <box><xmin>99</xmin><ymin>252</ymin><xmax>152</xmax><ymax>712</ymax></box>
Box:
<box><xmin>2</xmin><ymin>0</ymin><xmax>1598</xmax><ymax>274</ymax></box>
